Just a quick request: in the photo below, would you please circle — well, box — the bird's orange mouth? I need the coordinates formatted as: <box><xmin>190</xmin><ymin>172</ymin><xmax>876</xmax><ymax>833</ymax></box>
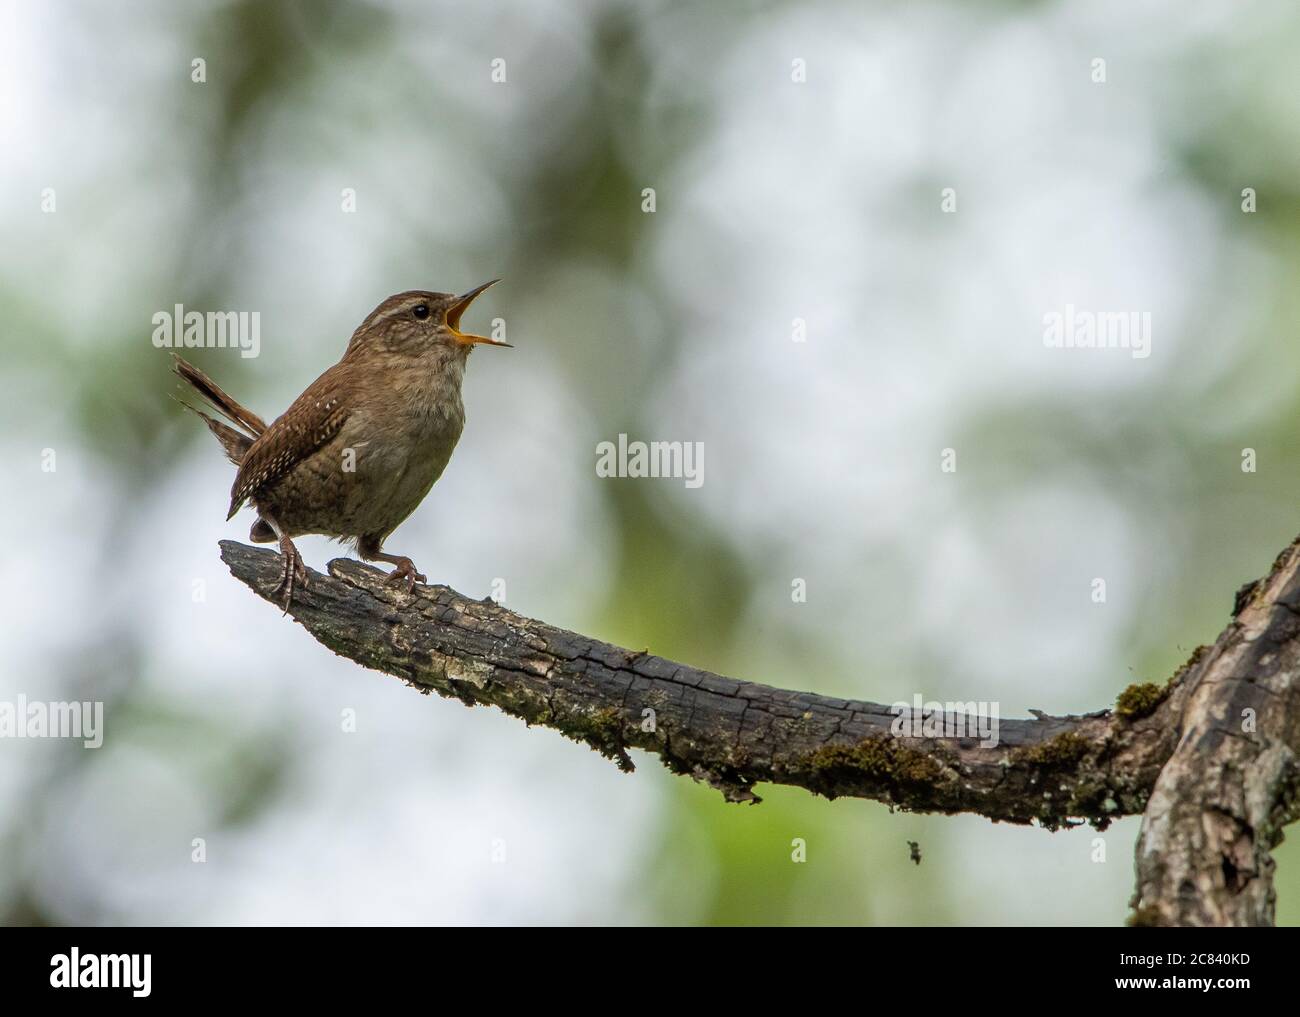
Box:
<box><xmin>448</xmin><ymin>279</ymin><xmax>510</xmax><ymax>347</ymax></box>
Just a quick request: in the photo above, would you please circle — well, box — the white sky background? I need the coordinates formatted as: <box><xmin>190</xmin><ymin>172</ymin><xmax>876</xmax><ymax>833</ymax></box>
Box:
<box><xmin>1</xmin><ymin>0</ymin><xmax>1298</xmax><ymax>924</ymax></box>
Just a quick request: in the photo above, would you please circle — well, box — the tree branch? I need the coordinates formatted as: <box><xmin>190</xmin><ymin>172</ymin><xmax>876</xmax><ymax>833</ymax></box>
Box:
<box><xmin>1130</xmin><ymin>538</ymin><xmax>1300</xmax><ymax>926</ymax></box>
<box><xmin>220</xmin><ymin>540</ymin><xmax>1181</xmax><ymax>822</ymax></box>
<box><xmin>220</xmin><ymin>538</ymin><xmax>1300</xmax><ymax>924</ymax></box>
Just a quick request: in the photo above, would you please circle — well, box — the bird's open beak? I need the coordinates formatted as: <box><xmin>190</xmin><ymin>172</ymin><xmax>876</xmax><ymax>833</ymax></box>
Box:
<box><xmin>448</xmin><ymin>279</ymin><xmax>510</xmax><ymax>347</ymax></box>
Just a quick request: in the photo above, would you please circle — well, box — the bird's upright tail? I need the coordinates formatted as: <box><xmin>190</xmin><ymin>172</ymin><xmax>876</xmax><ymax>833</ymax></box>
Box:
<box><xmin>171</xmin><ymin>353</ymin><xmax>267</xmax><ymax>466</ymax></box>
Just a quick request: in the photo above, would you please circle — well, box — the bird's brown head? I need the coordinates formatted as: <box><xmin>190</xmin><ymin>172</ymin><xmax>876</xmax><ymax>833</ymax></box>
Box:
<box><xmin>344</xmin><ymin>281</ymin><xmax>509</xmax><ymax>360</ymax></box>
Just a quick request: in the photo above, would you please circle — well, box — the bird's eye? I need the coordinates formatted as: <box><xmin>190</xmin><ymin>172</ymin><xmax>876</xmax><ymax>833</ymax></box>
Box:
<box><xmin>412</xmin><ymin>304</ymin><xmax>430</xmax><ymax>320</ymax></box>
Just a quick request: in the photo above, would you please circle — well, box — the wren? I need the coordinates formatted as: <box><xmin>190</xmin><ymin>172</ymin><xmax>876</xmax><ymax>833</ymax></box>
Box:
<box><xmin>172</xmin><ymin>282</ymin><xmax>509</xmax><ymax>608</ymax></box>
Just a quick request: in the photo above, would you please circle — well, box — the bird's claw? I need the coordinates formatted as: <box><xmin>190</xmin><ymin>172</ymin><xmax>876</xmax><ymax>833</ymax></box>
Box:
<box><xmin>271</xmin><ymin>538</ymin><xmax>308</xmax><ymax>613</ymax></box>
<box><xmin>384</xmin><ymin>559</ymin><xmax>426</xmax><ymax>594</ymax></box>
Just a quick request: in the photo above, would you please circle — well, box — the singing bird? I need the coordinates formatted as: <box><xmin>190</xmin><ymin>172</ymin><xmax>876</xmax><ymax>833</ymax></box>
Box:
<box><xmin>173</xmin><ymin>282</ymin><xmax>509</xmax><ymax>608</ymax></box>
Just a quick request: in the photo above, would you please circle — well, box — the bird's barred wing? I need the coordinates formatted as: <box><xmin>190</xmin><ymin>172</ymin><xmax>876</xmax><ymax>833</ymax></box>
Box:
<box><xmin>227</xmin><ymin>373</ymin><xmax>352</xmax><ymax>518</ymax></box>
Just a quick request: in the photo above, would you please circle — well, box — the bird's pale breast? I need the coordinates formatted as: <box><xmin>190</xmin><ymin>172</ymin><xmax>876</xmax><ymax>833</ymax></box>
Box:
<box><xmin>259</xmin><ymin>358</ymin><xmax>467</xmax><ymax>542</ymax></box>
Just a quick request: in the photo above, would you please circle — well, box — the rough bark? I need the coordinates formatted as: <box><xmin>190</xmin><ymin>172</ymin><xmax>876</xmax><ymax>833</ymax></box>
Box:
<box><xmin>1130</xmin><ymin>539</ymin><xmax>1300</xmax><ymax>927</ymax></box>
<box><xmin>218</xmin><ymin>540</ymin><xmax>1182</xmax><ymax>821</ymax></box>
<box><xmin>219</xmin><ymin>536</ymin><xmax>1300</xmax><ymax>925</ymax></box>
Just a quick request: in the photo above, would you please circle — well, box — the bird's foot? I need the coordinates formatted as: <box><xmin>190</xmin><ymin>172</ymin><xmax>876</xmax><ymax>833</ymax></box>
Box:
<box><xmin>271</xmin><ymin>535</ymin><xmax>308</xmax><ymax>613</ymax></box>
<box><xmin>383</xmin><ymin>557</ymin><xmax>427</xmax><ymax>595</ymax></box>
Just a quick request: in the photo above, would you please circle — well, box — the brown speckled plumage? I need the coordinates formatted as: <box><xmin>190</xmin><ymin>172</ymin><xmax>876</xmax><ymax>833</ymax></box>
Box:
<box><xmin>173</xmin><ymin>283</ymin><xmax>508</xmax><ymax>608</ymax></box>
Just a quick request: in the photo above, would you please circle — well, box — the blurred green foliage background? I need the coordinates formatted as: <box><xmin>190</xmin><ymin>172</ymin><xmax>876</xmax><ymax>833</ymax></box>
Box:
<box><xmin>2</xmin><ymin>0</ymin><xmax>1299</xmax><ymax>925</ymax></box>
